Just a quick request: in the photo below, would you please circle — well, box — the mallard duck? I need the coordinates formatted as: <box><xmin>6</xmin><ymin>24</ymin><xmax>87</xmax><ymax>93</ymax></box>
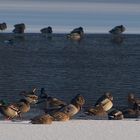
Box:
<box><xmin>0</xmin><ymin>102</ymin><xmax>20</xmax><ymax>119</ymax></box>
<box><xmin>109</xmin><ymin>25</ymin><xmax>125</xmax><ymax>35</ymax></box>
<box><xmin>31</xmin><ymin>114</ymin><xmax>53</xmax><ymax>124</ymax></box>
<box><xmin>108</xmin><ymin>109</ymin><xmax>124</xmax><ymax>120</ymax></box>
<box><xmin>85</xmin><ymin>105</ymin><xmax>107</xmax><ymax>116</ymax></box>
<box><xmin>40</xmin><ymin>26</ymin><xmax>52</xmax><ymax>38</ymax></box>
<box><xmin>20</xmin><ymin>88</ymin><xmax>38</xmax><ymax>104</ymax></box>
<box><xmin>51</xmin><ymin>111</ymin><xmax>70</xmax><ymax>121</ymax></box>
<box><xmin>16</xmin><ymin>99</ymin><xmax>30</xmax><ymax>114</ymax></box>
<box><xmin>67</xmin><ymin>27</ymin><xmax>84</xmax><ymax>41</ymax></box>
<box><xmin>38</xmin><ymin>88</ymin><xmax>66</xmax><ymax>111</ymax></box>
<box><xmin>0</xmin><ymin>22</ymin><xmax>7</xmax><ymax>31</ymax></box>
<box><xmin>13</xmin><ymin>23</ymin><xmax>26</xmax><ymax>34</ymax></box>
<box><xmin>122</xmin><ymin>108</ymin><xmax>140</xmax><ymax>118</ymax></box>
<box><xmin>60</xmin><ymin>94</ymin><xmax>85</xmax><ymax>117</ymax></box>
<box><xmin>127</xmin><ymin>93</ymin><xmax>140</xmax><ymax>109</ymax></box>
<box><xmin>95</xmin><ymin>92</ymin><xmax>113</xmax><ymax>112</ymax></box>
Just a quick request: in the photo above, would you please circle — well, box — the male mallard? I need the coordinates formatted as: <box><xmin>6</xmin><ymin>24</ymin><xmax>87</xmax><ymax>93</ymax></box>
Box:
<box><xmin>60</xmin><ymin>94</ymin><xmax>85</xmax><ymax>117</ymax></box>
<box><xmin>109</xmin><ymin>25</ymin><xmax>125</xmax><ymax>35</ymax></box>
<box><xmin>31</xmin><ymin>114</ymin><xmax>53</xmax><ymax>124</ymax></box>
<box><xmin>0</xmin><ymin>102</ymin><xmax>20</xmax><ymax>119</ymax></box>
<box><xmin>95</xmin><ymin>92</ymin><xmax>113</xmax><ymax>112</ymax></box>
<box><xmin>67</xmin><ymin>27</ymin><xmax>84</xmax><ymax>41</ymax></box>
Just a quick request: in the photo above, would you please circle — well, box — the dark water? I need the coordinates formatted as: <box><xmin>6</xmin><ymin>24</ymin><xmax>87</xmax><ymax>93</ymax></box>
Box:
<box><xmin>0</xmin><ymin>33</ymin><xmax>140</xmax><ymax>113</ymax></box>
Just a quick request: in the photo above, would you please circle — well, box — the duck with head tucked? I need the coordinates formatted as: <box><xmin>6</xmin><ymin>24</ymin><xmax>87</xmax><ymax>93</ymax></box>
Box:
<box><xmin>40</xmin><ymin>26</ymin><xmax>53</xmax><ymax>39</ymax></box>
<box><xmin>109</xmin><ymin>25</ymin><xmax>125</xmax><ymax>35</ymax></box>
<box><xmin>0</xmin><ymin>22</ymin><xmax>7</xmax><ymax>31</ymax></box>
<box><xmin>127</xmin><ymin>93</ymin><xmax>140</xmax><ymax>109</ymax></box>
<box><xmin>122</xmin><ymin>94</ymin><xmax>140</xmax><ymax>118</ymax></box>
<box><xmin>30</xmin><ymin>114</ymin><xmax>54</xmax><ymax>124</ymax></box>
<box><xmin>67</xmin><ymin>27</ymin><xmax>84</xmax><ymax>41</ymax></box>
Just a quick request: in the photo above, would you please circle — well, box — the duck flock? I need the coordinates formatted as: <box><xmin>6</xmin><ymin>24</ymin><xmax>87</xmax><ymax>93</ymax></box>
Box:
<box><xmin>0</xmin><ymin>88</ymin><xmax>139</xmax><ymax>124</ymax></box>
<box><xmin>0</xmin><ymin>23</ymin><xmax>139</xmax><ymax>124</ymax></box>
<box><xmin>0</xmin><ymin>22</ymin><xmax>125</xmax><ymax>43</ymax></box>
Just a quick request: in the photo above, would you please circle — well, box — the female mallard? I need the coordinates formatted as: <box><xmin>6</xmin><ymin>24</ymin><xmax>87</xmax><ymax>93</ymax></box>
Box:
<box><xmin>16</xmin><ymin>99</ymin><xmax>31</xmax><ymax>114</ymax></box>
<box><xmin>38</xmin><ymin>88</ymin><xmax>66</xmax><ymax>111</ymax></box>
<box><xmin>51</xmin><ymin>111</ymin><xmax>70</xmax><ymax>121</ymax></box>
<box><xmin>85</xmin><ymin>105</ymin><xmax>107</xmax><ymax>116</ymax></box>
<box><xmin>95</xmin><ymin>92</ymin><xmax>113</xmax><ymax>112</ymax></box>
<box><xmin>127</xmin><ymin>93</ymin><xmax>140</xmax><ymax>109</ymax></box>
<box><xmin>31</xmin><ymin>114</ymin><xmax>53</xmax><ymax>124</ymax></box>
<box><xmin>122</xmin><ymin>108</ymin><xmax>140</xmax><ymax>118</ymax></box>
<box><xmin>0</xmin><ymin>101</ymin><xmax>20</xmax><ymax>119</ymax></box>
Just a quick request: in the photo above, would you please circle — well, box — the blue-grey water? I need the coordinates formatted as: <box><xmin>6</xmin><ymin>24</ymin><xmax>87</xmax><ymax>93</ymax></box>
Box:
<box><xmin>0</xmin><ymin>33</ymin><xmax>140</xmax><ymax>103</ymax></box>
<box><xmin>0</xmin><ymin>33</ymin><xmax>140</xmax><ymax>119</ymax></box>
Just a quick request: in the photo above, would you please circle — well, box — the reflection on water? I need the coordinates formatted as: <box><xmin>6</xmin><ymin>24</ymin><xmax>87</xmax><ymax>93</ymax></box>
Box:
<box><xmin>0</xmin><ymin>33</ymin><xmax>140</xmax><ymax>119</ymax></box>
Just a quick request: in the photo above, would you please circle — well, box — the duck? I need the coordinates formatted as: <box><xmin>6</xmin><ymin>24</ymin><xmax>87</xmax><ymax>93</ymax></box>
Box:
<box><xmin>121</xmin><ymin>94</ymin><xmax>140</xmax><ymax>118</ymax></box>
<box><xmin>108</xmin><ymin>108</ymin><xmax>124</xmax><ymax>120</ymax></box>
<box><xmin>0</xmin><ymin>22</ymin><xmax>7</xmax><ymax>31</ymax></box>
<box><xmin>16</xmin><ymin>99</ymin><xmax>31</xmax><ymax>114</ymax></box>
<box><xmin>38</xmin><ymin>88</ymin><xmax>66</xmax><ymax>111</ymax></box>
<box><xmin>30</xmin><ymin>114</ymin><xmax>53</xmax><ymax>124</ymax></box>
<box><xmin>20</xmin><ymin>88</ymin><xmax>38</xmax><ymax>104</ymax></box>
<box><xmin>51</xmin><ymin>111</ymin><xmax>70</xmax><ymax>121</ymax></box>
<box><xmin>59</xmin><ymin>94</ymin><xmax>85</xmax><ymax>118</ymax></box>
<box><xmin>67</xmin><ymin>27</ymin><xmax>84</xmax><ymax>41</ymax></box>
<box><xmin>109</xmin><ymin>25</ymin><xmax>125</xmax><ymax>35</ymax></box>
<box><xmin>85</xmin><ymin>105</ymin><xmax>107</xmax><ymax>116</ymax></box>
<box><xmin>0</xmin><ymin>100</ymin><xmax>20</xmax><ymax>120</ymax></box>
<box><xmin>95</xmin><ymin>92</ymin><xmax>113</xmax><ymax>112</ymax></box>
<box><xmin>13</xmin><ymin>23</ymin><xmax>26</xmax><ymax>34</ymax></box>
<box><xmin>127</xmin><ymin>93</ymin><xmax>140</xmax><ymax>109</ymax></box>
<box><xmin>122</xmin><ymin>107</ymin><xmax>140</xmax><ymax>118</ymax></box>
<box><xmin>40</xmin><ymin>26</ymin><xmax>53</xmax><ymax>38</ymax></box>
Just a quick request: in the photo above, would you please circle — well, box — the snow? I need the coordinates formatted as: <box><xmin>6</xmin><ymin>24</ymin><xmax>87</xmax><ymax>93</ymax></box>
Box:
<box><xmin>0</xmin><ymin>120</ymin><xmax>139</xmax><ymax>140</ymax></box>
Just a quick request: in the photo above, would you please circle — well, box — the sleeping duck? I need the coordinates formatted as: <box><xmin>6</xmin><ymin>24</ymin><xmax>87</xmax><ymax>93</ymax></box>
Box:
<box><xmin>67</xmin><ymin>27</ymin><xmax>84</xmax><ymax>41</ymax></box>
<box><xmin>109</xmin><ymin>25</ymin><xmax>125</xmax><ymax>35</ymax></box>
<box><xmin>31</xmin><ymin>114</ymin><xmax>53</xmax><ymax>124</ymax></box>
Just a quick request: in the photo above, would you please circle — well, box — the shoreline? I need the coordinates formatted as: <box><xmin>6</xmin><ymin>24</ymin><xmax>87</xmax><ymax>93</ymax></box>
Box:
<box><xmin>0</xmin><ymin>120</ymin><xmax>139</xmax><ymax>140</ymax></box>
